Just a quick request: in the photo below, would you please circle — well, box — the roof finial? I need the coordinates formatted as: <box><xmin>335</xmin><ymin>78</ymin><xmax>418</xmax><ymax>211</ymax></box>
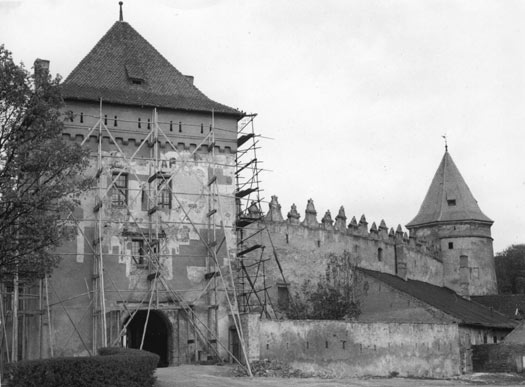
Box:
<box><xmin>442</xmin><ymin>134</ymin><xmax>448</xmax><ymax>152</ymax></box>
<box><xmin>119</xmin><ymin>1</ymin><xmax>124</xmax><ymax>22</ymax></box>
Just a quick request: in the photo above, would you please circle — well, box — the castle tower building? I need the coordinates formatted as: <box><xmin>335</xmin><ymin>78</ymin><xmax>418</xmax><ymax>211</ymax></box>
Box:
<box><xmin>8</xmin><ymin>12</ymin><xmax>245</xmax><ymax>364</ymax></box>
<box><xmin>406</xmin><ymin>150</ymin><xmax>497</xmax><ymax>296</ymax></box>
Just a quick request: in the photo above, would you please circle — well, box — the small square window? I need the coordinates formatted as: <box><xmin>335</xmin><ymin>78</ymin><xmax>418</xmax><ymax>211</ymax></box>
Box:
<box><xmin>448</xmin><ymin>242</ymin><xmax>454</xmax><ymax>249</ymax></box>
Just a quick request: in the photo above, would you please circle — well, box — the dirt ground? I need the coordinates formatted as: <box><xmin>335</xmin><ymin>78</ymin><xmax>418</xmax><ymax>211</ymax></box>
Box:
<box><xmin>154</xmin><ymin>365</ymin><xmax>525</xmax><ymax>387</ymax></box>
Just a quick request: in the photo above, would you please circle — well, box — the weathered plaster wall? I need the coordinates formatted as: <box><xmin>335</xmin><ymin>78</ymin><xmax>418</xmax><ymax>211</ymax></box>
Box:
<box><xmin>246</xmin><ymin>317</ymin><xmax>461</xmax><ymax>378</ymax></box>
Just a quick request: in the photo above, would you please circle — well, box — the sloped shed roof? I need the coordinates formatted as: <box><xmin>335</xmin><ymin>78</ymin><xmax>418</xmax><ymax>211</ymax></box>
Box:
<box><xmin>406</xmin><ymin>151</ymin><xmax>492</xmax><ymax>228</ymax></box>
<box><xmin>472</xmin><ymin>295</ymin><xmax>525</xmax><ymax>320</ymax></box>
<box><xmin>359</xmin><ymin>268</ymin><xmax>515</xmax><ymax>329</ymax></box>
<box><xmin>62</xmin><ymin>21</ymin><xmax>242</xmax><ymax>117</ymax></box>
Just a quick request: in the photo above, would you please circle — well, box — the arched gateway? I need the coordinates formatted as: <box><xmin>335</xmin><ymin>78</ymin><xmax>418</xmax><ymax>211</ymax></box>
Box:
<box><xmin>125</xmin><ymin>310</ymin><xmax>171</xmax><ymax>367</ymax></box>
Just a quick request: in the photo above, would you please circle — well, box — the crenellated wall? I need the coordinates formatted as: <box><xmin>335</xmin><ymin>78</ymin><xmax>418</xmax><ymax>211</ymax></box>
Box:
<box><xmin>244</xmin><ymin>196</ymin><xmax>444</xmax><ymax>304</ymax></box>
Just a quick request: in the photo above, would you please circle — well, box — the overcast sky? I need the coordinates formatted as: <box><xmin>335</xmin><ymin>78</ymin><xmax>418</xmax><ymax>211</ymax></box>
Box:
<box><xmin>1</xmin><ymin>0</ymin><xmax>523</xmax><ymax>252</ymax></box>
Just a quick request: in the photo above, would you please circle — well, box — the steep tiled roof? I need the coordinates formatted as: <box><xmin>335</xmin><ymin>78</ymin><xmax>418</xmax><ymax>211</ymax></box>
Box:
<box><xmin>62</xmin><ymin>21</ymin><xmax>242</xmax><ymax>117</ymax></box>
<box><xmin>359</xmin><ymin>268</ymin><xmax>516</xmax><ymax>329</ymax></box>
<box><xmin>406</xmin><ymin>151</ymin><xmax>492</xmax><ymax>228</ymax></box>
<box><xmin>472</xmin><ymin>295</ymin><xmax>525</xmax><ymax>320</ymax></box>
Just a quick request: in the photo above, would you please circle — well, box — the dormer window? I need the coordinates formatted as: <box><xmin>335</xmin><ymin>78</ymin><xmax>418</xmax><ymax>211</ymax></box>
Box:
<box><xmin>125</xmin><ymin>63</ymin><xmax>145</xmax><ymax>85</ymax></box>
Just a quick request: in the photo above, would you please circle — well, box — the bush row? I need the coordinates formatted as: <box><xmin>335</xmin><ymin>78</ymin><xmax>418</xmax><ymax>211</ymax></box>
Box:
<box><xmin>6</xmin><ymin>347</ymin><xmax>159</xmax><ymax>387</ymax></box>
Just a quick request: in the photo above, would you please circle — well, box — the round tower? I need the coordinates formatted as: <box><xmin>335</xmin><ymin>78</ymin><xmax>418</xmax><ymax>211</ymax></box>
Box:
<box><xmin>406</xmin><ymin>150</ymin><xmax>497</xmax><ymax>296</ymax></box>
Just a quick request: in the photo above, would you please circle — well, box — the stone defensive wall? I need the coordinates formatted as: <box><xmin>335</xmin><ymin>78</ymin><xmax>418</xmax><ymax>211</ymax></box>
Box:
<box><xmin>247</xmin><ymin>196</ymin><xmax>444</xmax><ymax>295</ymax></box>
<box><xmin>241</xmin><ymin>314</ymin><xmax>461</xmax><ymax>378</ymax></box>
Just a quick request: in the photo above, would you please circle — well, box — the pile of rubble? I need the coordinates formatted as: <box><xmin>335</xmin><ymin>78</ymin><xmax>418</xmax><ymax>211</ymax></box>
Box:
<box><xmin>233</xmin><ymin>359</ymin><xmax>311</xmax><ymax>378</ymax></box>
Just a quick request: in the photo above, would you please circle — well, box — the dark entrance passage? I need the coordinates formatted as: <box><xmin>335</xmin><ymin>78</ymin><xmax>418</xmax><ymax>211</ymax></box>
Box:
<box><xmin>126</xmin><ymin>310</ymin><xmax>170</xmax><ymax>367</ymax></box>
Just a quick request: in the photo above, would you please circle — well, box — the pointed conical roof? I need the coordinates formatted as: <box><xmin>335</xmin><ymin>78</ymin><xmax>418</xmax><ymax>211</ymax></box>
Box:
<box><xmin>62</xmin><ymin>21</ymin><xmax>242</xmax><ymax>117</ymax></box>
<box><xmin>406</xmin><ymin>151</ymin><xmax>492</xmax><ymax>228</ymax></box>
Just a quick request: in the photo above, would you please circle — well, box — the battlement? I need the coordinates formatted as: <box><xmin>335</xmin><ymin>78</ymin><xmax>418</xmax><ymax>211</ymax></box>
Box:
<box><xmin>62</xmin><ymin>132</ymin><xmax>236</xmax><ymax>154</ymax></box>
<box><xmin>258</xmin><ymin>195</ymin><xmax>441</xmax><ymax>261</ymax></box>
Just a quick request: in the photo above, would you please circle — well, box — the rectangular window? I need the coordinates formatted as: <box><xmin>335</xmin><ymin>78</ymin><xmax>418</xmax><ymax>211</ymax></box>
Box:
<box><xmin>131</xmin><ymin>239</ymin><xmax>146</xmax><ymax>267</ymax></box>
<box><xmin>111</xmin><ymin>173</ymin><xmax>128</xmax><ymax>206</ymax></box>
<box><xmin>448</xmin><ymin>242</ymin><xmax>454</xmax><ymax>250</ymax></box>
<box><xmin>158</xmin><ymin>180</ymin><xmax>172</xmax><ymax>209</ymax></box>
<box><xmin>447</xmin><ymin>199</ymin><xmax>456</xmax><ymax>206</ymax></box>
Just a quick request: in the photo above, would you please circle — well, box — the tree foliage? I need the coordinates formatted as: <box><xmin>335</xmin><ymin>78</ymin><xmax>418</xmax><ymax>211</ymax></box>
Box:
<box><xmin>281</xmin><ymin>251</ymin><xmax>362</xmax><ymax>320</ymax></box>
<box><xmin>0</xmin><ymin>45</ymin><xmax>90</xmax><ymax>282</ymax></box>
<box><xmin>495</xmin><ymin>244</ymin><xmax>525</xmax><ymax>294</ymax></box>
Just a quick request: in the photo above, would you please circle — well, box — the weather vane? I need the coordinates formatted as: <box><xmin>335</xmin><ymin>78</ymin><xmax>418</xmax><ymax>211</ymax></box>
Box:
<box><xmin>442</xmin><ymin>135</ymin><xmax>448</xmax><ymax>152</ymax></box>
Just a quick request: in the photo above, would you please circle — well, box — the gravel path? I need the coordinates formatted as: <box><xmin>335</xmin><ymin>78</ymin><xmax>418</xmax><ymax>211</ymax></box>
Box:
<box><xmin>154</xmin><ymin>365</ymin><xmax>525</xmax><ymax>387</ymax></box>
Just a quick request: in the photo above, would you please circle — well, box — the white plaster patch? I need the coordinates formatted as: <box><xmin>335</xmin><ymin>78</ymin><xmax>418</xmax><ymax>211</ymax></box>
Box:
<box><xmin>187</xmin><ymin>266</ymin><xmax>206</xmax><ymax>283</ymax></box>
<box><xmin>76</xmin><ymin>224</ymin><xmax>84</xmax><ymax>263</ymax></box>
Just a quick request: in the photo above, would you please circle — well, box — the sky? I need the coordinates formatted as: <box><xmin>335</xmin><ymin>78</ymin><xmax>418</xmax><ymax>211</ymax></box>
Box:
<box><xmin>0</xmin><ymin>0</ymin><xmax>524</xmax><ymax>252</ymax></box>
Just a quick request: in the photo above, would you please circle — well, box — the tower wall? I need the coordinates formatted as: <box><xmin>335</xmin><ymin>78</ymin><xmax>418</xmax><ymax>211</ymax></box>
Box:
<box><xmin>28</xmin><ymin>102</ymin><xmax>240</xmax><ymax>362</ymax></box>
<box><xmin>410</xmin><ymin>222</ymin><xmax>497</xmax><ymax>296</ymax></box>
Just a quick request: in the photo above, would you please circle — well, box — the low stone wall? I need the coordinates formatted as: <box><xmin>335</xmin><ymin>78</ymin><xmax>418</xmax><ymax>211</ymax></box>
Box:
<box><xmin>472</xmin><ymin>344</ymin><xmax>525</xmax><ymax>373</ymax></box>
<box><xmin>242</xmin><ymin>315</ymin><xmax>461</xmax><ymax>378</ymax></box>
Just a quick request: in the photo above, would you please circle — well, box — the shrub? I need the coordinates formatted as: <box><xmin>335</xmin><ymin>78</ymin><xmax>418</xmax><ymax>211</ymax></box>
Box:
<box><xmin>6</xmin><ymin>347</ymin><xmax>159</xmax><ymax>387</ymax></box>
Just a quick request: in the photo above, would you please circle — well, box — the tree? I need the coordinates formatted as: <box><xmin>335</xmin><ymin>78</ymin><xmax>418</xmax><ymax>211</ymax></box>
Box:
<box><xmin>495</xmin><ymin>244</ymin><xmax>525</xmax><ymax>294</ymax></box>
<box><xmin>0</xmin><ymin>45</ymin><xmax>90</xmax><ymax>282</ymax></box>
<box><xmin>281</xmin><ymin>251</ymin><xmax>362</xmax><ymax>320</ymax></box>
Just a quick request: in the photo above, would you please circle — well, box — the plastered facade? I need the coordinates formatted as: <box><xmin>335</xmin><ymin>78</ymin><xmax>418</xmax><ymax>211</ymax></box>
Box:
<box><xmin>20</xmin><ymin>101</ymin><xmax>241</xmax><ymax>363</ymax></box>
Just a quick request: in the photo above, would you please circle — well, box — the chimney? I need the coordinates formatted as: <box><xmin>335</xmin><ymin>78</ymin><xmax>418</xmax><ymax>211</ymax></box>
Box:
<box><xmin>184</xmin><ymin>75</ymin><xmax>194</xmax><ymax>85</ymax></box>
<box><xmin>34</xmin><ymin>58</ymin><xmax>50</xmax><ymax>88</ymax></box>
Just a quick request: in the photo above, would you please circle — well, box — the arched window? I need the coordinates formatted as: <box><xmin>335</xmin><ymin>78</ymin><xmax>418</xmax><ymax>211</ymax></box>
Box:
<box><xmin>377</xmin><ymin>247</ymin><xmax>383</xmax><ymax>262</ymax></box>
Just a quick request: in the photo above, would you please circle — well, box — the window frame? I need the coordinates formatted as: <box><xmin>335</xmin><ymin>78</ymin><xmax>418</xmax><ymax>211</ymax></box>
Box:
<box><xmin>131</xmin><ymin>239</ymin><xmax>147</xmax><ymax>268</ymax></box>
<box><xmin>111</xmin><ymin>172</ymin><xmax>128</xmax><ymax>206</ymax></box>
<box><xmin>157</xmin><ymin>179</ymin><xmax>172</xmax><ymax>210</ymax></box>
